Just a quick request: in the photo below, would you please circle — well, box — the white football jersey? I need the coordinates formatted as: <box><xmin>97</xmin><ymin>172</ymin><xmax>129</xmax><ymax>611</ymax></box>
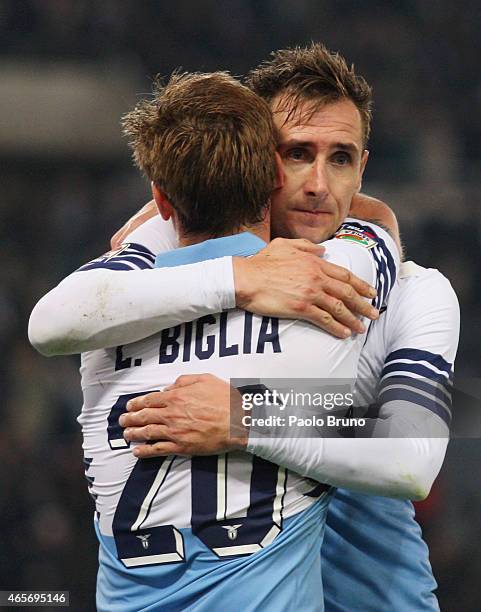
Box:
<box><xmin>77</xmin><ymin>226</ymin><xmax>398</xmax><ymax>569</ymax></box>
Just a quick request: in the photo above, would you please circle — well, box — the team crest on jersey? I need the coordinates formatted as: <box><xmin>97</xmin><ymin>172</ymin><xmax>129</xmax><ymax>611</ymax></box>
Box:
<box><xmin>334</xmin><ymin>225</ymin><xmax>377</xmax><ymax>249</ymax></box>
<box><xmin>222</xmin><ymin>524</ymin><xmax>243</xmax><ymax>541</ymax></box>
<box><xmin>136</xmin><ymin>534</ymin><xmax>151</xmax><ymax>549</ymax></box>
<box><xmin>103</xmin><ymin>243</ymin><xmax>132</xmax><ymax>262</ymax></box>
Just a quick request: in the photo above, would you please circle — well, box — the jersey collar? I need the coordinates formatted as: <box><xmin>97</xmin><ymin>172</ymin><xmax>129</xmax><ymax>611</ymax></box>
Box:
<box><xmin>155</xmin><ymin>232</ymin><xmax>266</xmax><ymax>268</ymax></box>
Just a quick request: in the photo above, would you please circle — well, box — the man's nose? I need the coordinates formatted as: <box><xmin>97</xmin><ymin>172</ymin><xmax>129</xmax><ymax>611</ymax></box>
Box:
<box><xmin>304</xmin><ymin>158</ymin><xmax>328</xmax><ymax>200</ymax></box>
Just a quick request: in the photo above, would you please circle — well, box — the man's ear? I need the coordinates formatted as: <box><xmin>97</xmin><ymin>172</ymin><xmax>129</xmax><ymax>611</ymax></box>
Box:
<box><xmin>151</xmin><ymin>182</ymin><xmax>174</xmax><ymax>221</ymax></box>
<box><xmin>357</xmin><ymin>150</ymin><xmax>369</xmax><ymax>192</ymax></box>
<box><xmin>274</xmin><ymin>152</ymin><xmax>285</xmax><ymax>190</ymax></box>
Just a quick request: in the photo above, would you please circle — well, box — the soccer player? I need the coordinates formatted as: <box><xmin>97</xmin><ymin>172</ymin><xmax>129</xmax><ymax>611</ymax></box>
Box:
<box><xmin>33</xmin><ymin>70</ymin><xmax>397</xmax><ymax>612</ymax></box>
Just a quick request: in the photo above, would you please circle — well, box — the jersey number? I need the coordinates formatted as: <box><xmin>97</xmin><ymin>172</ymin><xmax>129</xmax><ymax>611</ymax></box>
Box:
<box><xmin>108</xmin><ymin>392</ymin><xmax>286</xmax><ymax>568</ymax></box>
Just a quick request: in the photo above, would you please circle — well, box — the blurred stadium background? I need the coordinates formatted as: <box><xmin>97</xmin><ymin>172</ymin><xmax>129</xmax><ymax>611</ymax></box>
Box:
<box><xmin>1</xmin><ymin>1</ymin><xmax>480</xmax><ymax>610</ymax></box>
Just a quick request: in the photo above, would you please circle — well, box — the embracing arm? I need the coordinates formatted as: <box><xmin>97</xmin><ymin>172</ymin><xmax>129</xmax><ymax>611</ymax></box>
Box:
<box><xmin>247</xmin><ymin>430</ymin><xmax>448</xmax><ymax>501</ymax></box>
<box><xmin>122</xmin><ymin>376</ymin><xmax>447</xmax><ymax>501</ymax></box>
<box><xmin>28</xmin><ymin>216</ymin><xmax>238</xmax><ymax>355</ymax></box>
<box><xmin>29</xmin><ymin>259</ymin><xmax>235</xmax><ymax>356</ymax></box>
<box><xmin>247</xmin><ymin>264</ymin><xmax>460</xmax><ymax>500</ymax></box>
<box><xmin>29</xmin><ymin>199</ymin><xmax>382</xmax><ymax>356</ymax></box>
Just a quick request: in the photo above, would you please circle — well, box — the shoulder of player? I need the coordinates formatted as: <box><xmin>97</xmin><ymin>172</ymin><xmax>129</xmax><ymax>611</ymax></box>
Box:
<box><xmin>382</xmin><ymin>261</ymin><xmax>460</xmax><ymax>356</ymax></box>
<box><xmin>398</xmin><ymin>261</ymin><xmax>459</xmax><ymax>306</ymax></box>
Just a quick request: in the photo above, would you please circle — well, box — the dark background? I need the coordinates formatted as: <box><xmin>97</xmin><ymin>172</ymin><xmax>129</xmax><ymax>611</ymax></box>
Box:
<box><xmin>1</xmin><ymin>1</ymin><xmax>480</xmax><ymax>610</ymax></box>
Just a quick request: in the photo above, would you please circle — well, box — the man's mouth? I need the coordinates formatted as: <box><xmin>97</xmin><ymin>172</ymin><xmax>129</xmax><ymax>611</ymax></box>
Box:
<box><xmin>293</xmin><ymin>208</ymin><xmax>332</xmax><ymax>216</ymax></box>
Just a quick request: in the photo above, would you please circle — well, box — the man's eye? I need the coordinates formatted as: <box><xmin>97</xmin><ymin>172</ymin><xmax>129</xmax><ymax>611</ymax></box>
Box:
<box><xmin>332</xmin><ymin>152</ymin><xmax>351</xmax><ymax>165</ymax></box>
<box><xmin>286</xmin><ymin>148</ymin><xmax>307</xmax><ymax>161</ymax></box>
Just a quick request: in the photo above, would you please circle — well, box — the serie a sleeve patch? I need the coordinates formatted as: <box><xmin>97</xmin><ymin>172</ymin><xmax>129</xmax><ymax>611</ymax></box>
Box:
<box><xmin>334</xmin><ymin>224</ymin><xmax>378</xmax><ymax>249</ymax></box>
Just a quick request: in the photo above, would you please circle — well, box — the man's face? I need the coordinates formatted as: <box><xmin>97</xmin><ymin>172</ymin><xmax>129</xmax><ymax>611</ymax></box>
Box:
<box><xmin>271</xmin><ymin>96</ymin><xmax>369</xmax><ymax>243</ymax></box>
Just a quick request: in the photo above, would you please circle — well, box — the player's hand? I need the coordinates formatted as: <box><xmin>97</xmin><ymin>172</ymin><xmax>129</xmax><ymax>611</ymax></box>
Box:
<box><xmin>233</xmin><ymin>237</ymin><xmax>378</xmax><ymax>338</ymax></box>
<box><xmin>110</xmin><ymin>200</ymin><xmax>158</xmax><ymax>250</ymax></box>
<box><xmin>119</xmin><ymin>374</ymin><xmax>248</xmax><ymax>458</ymax></box>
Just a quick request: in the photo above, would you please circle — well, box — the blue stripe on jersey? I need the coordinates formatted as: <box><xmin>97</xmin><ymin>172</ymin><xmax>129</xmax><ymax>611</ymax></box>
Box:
<box><xmin>370</xmin><ymin>246</ymin><xmax>388</xmax><ymax>310</ymax></box>
<box><xmin>380</xmin><ymin>375</ymin><xmax>452</xmax><ymax>408</ymax></box>
<box><xmin>78</xmin><ymin>243</ymin><xmax>155</xmax><ymax>272</ymax></box>
<box><xmin>378</xmin><ymin>386</ymin><xmax>451</xmax><ymax>425</ymax></box>
<box><xmin>79</xmin><ymin>261</ymin><xmax>138</xmax><ymax>271</ymax></box>
<box><xmin>127</xmin><ymin>243</ymin><xmax>157</xmax><ymax>259</ymax></box>
<box><xmin>338</xmin><ymin>221</ymin><xmax>397</xmax><ymax>309</ymax></box>
<box><xmin>373</xmin><ymin>244</ymin><xmax>395</xmax><ymax>309</ymax></box>
<box><xmin>108</xmin><ymin>242</ymin><xmax>156</xmax><ymax>260</ymax></box>
<box><xmin>384</xmin><ymin>348</ymin><xmax>452</xmax><ymax>376</ymax></box>
<box><xmin>79</xmin><ymin>258</ymin><xmax>153</xmax><ymax>271</ymax></box>
<box><xmin>105</xmin><ymin>255</ymin><xmax>153</xmax><ymax>269</ymax></box>
<box><xmin>378</xmin><ymin>349</ymin><xmax>454</xmax><ymax>424</ymax></box>
<box><xmin>382</xmin><ymin>361</ymin><xmax>451</xmax><ymax>385</ymax></box>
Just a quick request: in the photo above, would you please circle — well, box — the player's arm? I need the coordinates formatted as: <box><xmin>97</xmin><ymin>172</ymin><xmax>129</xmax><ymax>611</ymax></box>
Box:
<box><xmin>28</xmin><ymin>207</ymin><xmax>381</xmax><ymax>357</ymax></box>
<box><xmin>246</xmin><ymin>267</ymin><xmax>460</xmax><ymax>500</ymax></box>
<box><xmin>107</xmin><ymin>193</ymin><xmax>402</xmax><ymax>337</ymax></box>
<box><xmin>249</xmin><ymin>432</ymin><xmax>448</xmax><ymax>501</ymax></box>
<box><xmin>123</xmin><ymin>377</ymin><xmax>447</xmax><ymax>500</ymax></box>
<box><xmin>102</xmin><ymin>192</ymin><xmax>404</xmax><ymax>346</ymax></box>
<box><xmin>28</xmin><ymin>216</ymin><xmax>236</xmax><ymax>355</ymax></box>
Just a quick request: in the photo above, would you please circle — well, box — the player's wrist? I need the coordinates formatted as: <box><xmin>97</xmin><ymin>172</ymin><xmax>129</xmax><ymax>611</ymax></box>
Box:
<box><xmin>227</xmin><ymin>385</ymin><xmax>249</xmax><ymax>450</ymax></box>
<box><xmin>232</xmin><ymin>256</ymin><xmax>256</xmax><ymax>310</ymax></box>
<box><xmin>228</xmin><ymin>433</ymin><xmax>249</xmax><ymax>451</ymax></box>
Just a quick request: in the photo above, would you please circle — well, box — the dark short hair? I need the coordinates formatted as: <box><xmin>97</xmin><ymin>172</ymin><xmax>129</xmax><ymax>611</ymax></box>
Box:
<box><xmin>122</xmin><ymin>71</ymin><xmax>277</xmax><ymax>236</ymax></box>
<box><xmin>246</xmin><ymin>42</ymin><xmax>372</xmax><ymax>146</ymax></box>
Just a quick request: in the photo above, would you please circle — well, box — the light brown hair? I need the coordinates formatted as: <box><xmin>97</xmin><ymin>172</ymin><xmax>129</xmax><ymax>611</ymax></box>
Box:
<box><xmin>246</xmin><ymin>43</ymin><xmax>373</xmax><ymax>146</ymax></box>
<box><xmin>122</xmin><ymin>71</ymin><xmax>277</xmax><ymax>236</ymax></box>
